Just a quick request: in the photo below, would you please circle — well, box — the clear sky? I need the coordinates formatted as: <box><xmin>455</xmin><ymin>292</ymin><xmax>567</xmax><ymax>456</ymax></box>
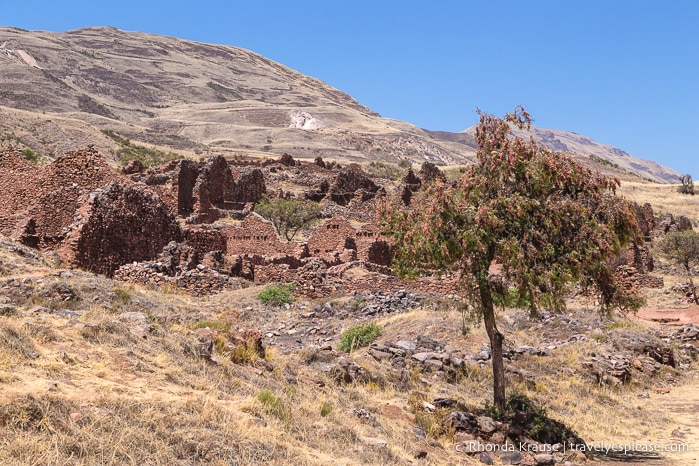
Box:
<box><xmin>3</xmin><ymin>1</ymin><xmax>698</xmax><ymax>178</ymax></box>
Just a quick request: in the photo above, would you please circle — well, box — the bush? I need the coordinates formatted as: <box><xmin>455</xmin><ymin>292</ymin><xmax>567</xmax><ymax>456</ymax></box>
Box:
<box><xmin>365</xmin><ymin>161</ymin><xmax>402</xmax><ymax>180</ymax></box>
<box><xmin>678</xmin><ymin>174</ymin><xmax>695</xmax><ymax>195</ymax></box>
<box><xmin>101</xmin><ymin>129</ymin><xmax>180</xmax><ymax>167</ymax></box>
<box><xmin>257</xmin><ymin>390</ymin><xmax>290</xmax><ymax>421</ymax></box>
<box><xmin>338</xmin><ymin>322</ymin><xmax>382</xmax><ymax>352</ymax></box>
<box><xmin>658</xmin><ymin>229</ymin><xmax>699</xmax><ymax>303</ymax></box>
<box><xmin>258</xmin><ymin>283</ymin><xmax>295</xmax><ymax>306</ymax></box>
<box><xmin>21</xmin><ymin>148</ymin><xmax>40</xmax><ymax>164</ymax></box>
<box><xmin>320</xmin><ymin>401</ymin><xmax>333</xmax><ymax>417</ymax></box>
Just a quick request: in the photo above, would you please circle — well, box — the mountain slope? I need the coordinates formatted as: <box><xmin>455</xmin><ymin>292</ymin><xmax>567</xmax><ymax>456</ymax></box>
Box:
<box><xmin>0</xmin><ymin>26</ymin><xmax>680</xmax><ymax>183</ymax></box>
<box><xmin>0</xmin><ymin>26</ymin><xmax>469</xmax><ymax>166</ymax></box>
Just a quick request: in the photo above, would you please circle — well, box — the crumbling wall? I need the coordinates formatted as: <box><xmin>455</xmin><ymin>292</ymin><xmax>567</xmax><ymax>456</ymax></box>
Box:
<box><xmin>655</xmin><ymin>213</ymin><xmax>693</xmax><ymax>235</ymax></box>
<box><xmin>635</xmin><ymin>203</ymin><xmax>655</xmax><ymax>241</ymax></box>
<box><xmin>174</xmin><ymin>159</ymin><xmax>200</xmax><ymax>216</ymax></box>
<box><xmin>1</xmin><ymin>147</ymin><xmax>121</xmax><ymax>248</ymax></box>
<box><xmin>59</xmin><ymin>182</ymin><xmax>182</xmax><ymax>276</ymax></box>
<box><xmin>328</xmin><ymin>169</ymin><xmax>380</xmax><ymax>206</ymax></box>
<box><xmin>183</xmin><ymin>227</ymin><xmax>227</xmax><ymax>256</ymax></box>
<box><xmin>419</xmin><ymin>161</ymin><xmax>446</xmax><ymax>183</ymax></box>
<box><xmin>187</xmin><ymin>156</ymin><xmax>266</xmax><ymax>223</ymax></box>
<box><xmin>228</xmin><ymin>168</ymin><xmax>266</xmax><ymax>206</ymax></box>
<box><xmin>219</xmin><ymin>213</ymin><xmax>301</xmax><ymax>256</ymax></box>
<box><xmin>307</xmin><ymin>216</ymin><xmax>357</xmax><ymax>257</ymax></box>
<box><xmin>192</xmin><ymin>156</ymin><xmax>232</xmax><ymax>223</ymax></box>
<box><xmin>254</xmin><ymin>260</ymin><xmax>459</xmax><ymax>298</ymax></box>
<box><xmin>0</xmin><ymin>148</ymin><xmax>40</xmax><ymax>236</ymax></box>
<box><xmin>400</xmin><ymin>168</ymin><xmax>422</xmax><ymax>206</ymax></box>
<box><xmin>306</xmin><ymin>217</ymin><xmax>391</xmax><ymax>266</ymax></box>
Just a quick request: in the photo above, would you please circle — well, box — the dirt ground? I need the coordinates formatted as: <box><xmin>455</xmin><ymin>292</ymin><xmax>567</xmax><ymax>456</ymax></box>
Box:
<box><xmin>597</xmin><ymin>305</ymin><xmax>699</xmax><ymax>465</ymax></box>
<box><xmin>636</xmin><ymin>306</ymin><xmax>699</xmax><ymax>326</ymax></box>
<box><xmin>591</xmin><ymin>379</ymin><xmax>699</xmax><ymax>465</ymax></box>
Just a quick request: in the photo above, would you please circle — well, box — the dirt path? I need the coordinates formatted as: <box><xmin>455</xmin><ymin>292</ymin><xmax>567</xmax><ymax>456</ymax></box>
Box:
<box><xmin>590</xmin><ymin>306</ymin><xmax>699</xmax><ymax>464</ymax></box>
<box><xmin>652</xmin><ymin>381</ymin><xmax>699</xmax><ymax>464</ymax></box>
<box><xmin>636</xmin><ymin>306</ymin><xmax>699</xmax><ymax>326</ymax></box>
<box><xmin>589</xmin><ymin>380</ymin><xmax>699</xmax><ymax>465</ymax></box>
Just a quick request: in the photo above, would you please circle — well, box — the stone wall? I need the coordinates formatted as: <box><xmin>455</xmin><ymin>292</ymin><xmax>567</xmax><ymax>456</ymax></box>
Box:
<box><xmin>114</xmin><ymin>261</ymin><xmax>244</xmax><ymax>295</ymax></box>
<box><xmin>306</xmin><ymin>216</ymin><xmax>392</xmax><ymax>266</ymax></box>
<box><xmin>173</xmin><ymin>159</ymin><xmax>199</xmax><ymax>216</ymax></box>
<box><xmin>0</xmin><ymin>149</ymin><xmax>40</xmax><ymax>236</ymax></box>
<box><xmin>253</xmin><ymin>259</ymin><xmax>459</xmax><ymax>298</ymax></box>
<box><xmin>356</xmin><ymin>223</ymin><xmax>392</xmax><ymax>265</ymax></box>
<box><xmin>185</xmin><ymin>156</ymin><xmax>267</xmax><ymax>223</ymax></box>
<box><xmin>307</xmin><ymin>215</ymin><xmax>357</xmax><ymax>257</ymax></box>
<box><xmin>183</xmin><ymin>227</ymin><xmax>227</xmax><ymax>256</ymax></box>
<box><xmin>58</xmin><ymin>182</ymin><xmax>182</xmax><ymax>276</ymax></box>
<box><xmin>218</xmin><ymin>213</ymin><xmax>302</xmax><ymax>256</ymax></box>
<box><xmin>229</xmin><ymin>168</ymin><xmax>266</xmax><ymax>205</ymax></box>
<box><xmin>328</xmin><ymin>169</ymin><xmax>380</xmax><ymax>206</ymax></box>
<box><xmin>0</xmin><ymin>147</ymin><xmax>121</xmax><ymax>247</ymax></box>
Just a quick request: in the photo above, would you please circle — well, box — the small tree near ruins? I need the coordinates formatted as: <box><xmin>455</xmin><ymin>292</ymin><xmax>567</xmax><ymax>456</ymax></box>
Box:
<box><xmin>678</xmin><ymin>174</ymin><xmax>695</xmax><ymax>195</ymax></box>
<box><xmin>380</xmin><ymin>107</ymin><xmax>643</xmax><ymax>413</ymax></box>
<box><xmin>255</xmin><ymin>197</ymin><xmax>322</xmax><ymax>241</ymax></box>
<box><xmin>658</xmin><ymin>229</ymin><xmax>699</xmax><ymax>304</ymax></box>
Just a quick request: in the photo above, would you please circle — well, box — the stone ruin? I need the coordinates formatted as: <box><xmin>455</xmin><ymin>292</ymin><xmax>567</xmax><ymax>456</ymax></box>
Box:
<box><xmin>418</xmin><ymin>161</ymin><xmax>446</xmax><ymax>183</ymax></box>
<box><xmin>400</xmin><ymin>168</ymin><xmax>422</xmax><ymax>206</ymax></box>
<box><xmin>2</xmin><ymin>144</ymin><xmax>688</xmax><ymax>301</ymax></box>
<box><xmin>635</xmin><ymin>202</ymin><xmax>693</xmax><ymax>240</ymax></box>
<box><xmin>327</xmin><ymin>167</ymin><xmax>382</xmax><ymax>206</ymax></box>
<box><xmin>183</xmin><ymin>156</ymin><xmax>266</xmax><ymax>223</ymax></box>
<box><xmin>0</xmin><ymin>147</ymin><xmax>184</xmax><ymax>276</ymax></box>
<box><xmin>0</xmin><ymin>145</ymin><xmax>396</xmax><ymax>294</ymax></box>
<box><xmin>611</xmin><ymin>202</ymin><xmax>696</xmax><ymax>291</ymax></box>
<box><xmin>58</xmin><ymin>182</ymin><xmax>182</xmax><ymax>276</ymax></box>
<box><xmin>1</xmin><ymin>146</ymin><xmax>120</xmax><ymax>248</ymax></box>
<box><xmin>114</xmin><ymin>210</ymin><xmax>398</xmax><ymax>297</ymax></box>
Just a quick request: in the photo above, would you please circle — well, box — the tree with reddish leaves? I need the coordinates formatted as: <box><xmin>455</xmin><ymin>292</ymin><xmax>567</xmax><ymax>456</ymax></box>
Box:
<box><xmin>379</xmin><ymin>107</ymin><xmax>643</xmax><ymax>413</ymax></box>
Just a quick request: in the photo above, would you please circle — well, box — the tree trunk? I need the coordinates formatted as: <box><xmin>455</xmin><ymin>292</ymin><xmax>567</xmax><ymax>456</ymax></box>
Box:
<box><xmin>683</xmin><ymin>262</ymin><xmax>699</xmax><ymax>305</ymax></box>
<box><xmin>688</xmin><ymin>274</ymin><xmax>699</xmax><ymax>305</ymax></box>
<box><xmin>480</xmin><ymin>280</ymin><xmax>506</xmax><ymax>414</ymax></box>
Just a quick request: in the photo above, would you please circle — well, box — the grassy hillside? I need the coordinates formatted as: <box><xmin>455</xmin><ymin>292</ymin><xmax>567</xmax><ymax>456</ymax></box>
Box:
<box><xmin>0</xmin><ymin>236</ymin><xmax>697</xmax><ymax>464</ymax></box>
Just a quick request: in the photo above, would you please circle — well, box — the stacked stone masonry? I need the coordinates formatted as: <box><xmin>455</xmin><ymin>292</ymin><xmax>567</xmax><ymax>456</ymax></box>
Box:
<box><xmin>1</xmin><ymin>146</ymin><xmax>684</xmax><ymax>298</ymax></box>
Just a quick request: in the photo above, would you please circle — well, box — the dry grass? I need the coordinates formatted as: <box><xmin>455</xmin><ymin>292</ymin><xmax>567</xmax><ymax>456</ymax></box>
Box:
<box><xmin>0</xmin><ymin>237</ymin><xmax>697</xmax><ymax>464</ymax></box>
<box><xmin>619</xmin><ymin>180</ymin><xmax>699</xmax><ymax>225</ymax></box>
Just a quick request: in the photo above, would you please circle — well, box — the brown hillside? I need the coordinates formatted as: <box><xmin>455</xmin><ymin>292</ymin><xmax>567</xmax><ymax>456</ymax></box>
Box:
<box><xmin>0</xmin><ymin>26</ymin><xmax>681</xmax><ymax>184</ymax></box>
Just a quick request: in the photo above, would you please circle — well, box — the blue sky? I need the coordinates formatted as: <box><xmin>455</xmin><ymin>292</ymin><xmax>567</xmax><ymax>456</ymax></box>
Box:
<box><xmin>3</xmin><ymin>1</ymin><xmax>698</xmax><ymax>178</ymax></box>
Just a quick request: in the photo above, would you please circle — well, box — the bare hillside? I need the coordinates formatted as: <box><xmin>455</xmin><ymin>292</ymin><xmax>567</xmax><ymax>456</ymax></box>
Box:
<box><xmin>0</xmin><ymin>26</ymin><xmax>682</xmax><ymax>183</ymax></box>
<box><xmin>0</xmin><ymin>26</ymin><xmax>471</xmax><ymax>166</ymax></box>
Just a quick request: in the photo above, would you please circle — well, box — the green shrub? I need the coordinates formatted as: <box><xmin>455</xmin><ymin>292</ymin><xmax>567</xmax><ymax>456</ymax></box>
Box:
<box><xmin>365</xmin><ymin>161</ymin><xmax>402</xmax><ymax>180</ymax></box>
<box><xmin>257</xmin><ymin>390</ymin><xmax>290</xmax><ymax>421</ymax></box>
<box><xmin>320</xmin><ymin>401</ymin><xmax>333</xmax><ymax>417</ymax></box>
<box><xmin>258</xmin><ymin>283</ymin><xmax>295</xmax><ymax>305</ymax></box>
<box><xmin>338</xmin><ymin>322</ymin><xmax>382</xmax><ymax>352</ymax></box>
<box><xmin>255</xmin><ymin>197</ymin><xmax>321</xmax><ymax>240</ymax></box>
<box><xmin>21</xmin><ymin>148</ymin><xmax>40</xmax><ymax>163</ymax></box>
<box><xmin>112</xmin><ymin>285</ymin><xmax>133</xmax><ymax>304</ymax></box>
